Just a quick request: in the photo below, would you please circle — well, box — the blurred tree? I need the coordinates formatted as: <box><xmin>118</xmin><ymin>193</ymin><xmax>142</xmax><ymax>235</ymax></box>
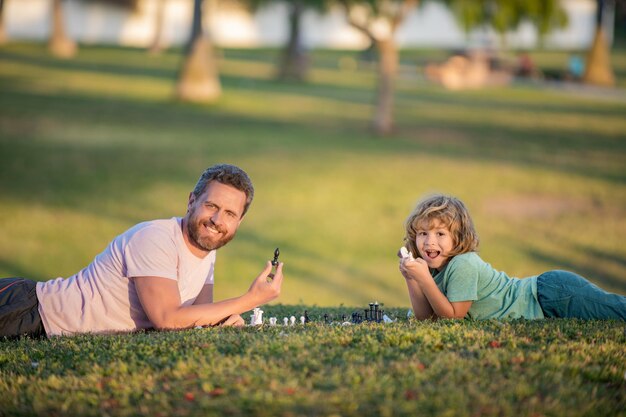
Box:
<box><xmin>444</xmin><ymin>0</ymin><xmax>568</xmax><ymax>45</ymax></box>
<box><xmin>175</xmin><ymin>0</ymin><xmax>222</xmax><ymax>102</ymax></box>
<box><xmin>240</xmin><ymin>0</ymin><xmax>329</xmax><ymax>82</ymax></box>
<box><xmin>337</xmin><ymin>0</ymin><xmax>420</xmax><ymax>136</ymax></box>
<box><xmin>49</xmin><ymin>0</ymin><xmax>78</xmax><ymax>58</ymax></box>
<box><xmin>148</xmin><ymin>0</ymin><xmax>167</xmax><ymax>54</ymax></box>
<box><xmin>583</xmin><ymin>0</ymin><xmax>616</xmax><ymax>86</ymax></box>
<box><xmin>0</xmin><ymin>0</ymin><xmax>7</xmax><ymax>45</ymax></box>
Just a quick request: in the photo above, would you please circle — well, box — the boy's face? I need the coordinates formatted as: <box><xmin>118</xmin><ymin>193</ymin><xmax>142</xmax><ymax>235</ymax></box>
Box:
<box><xmin>414</xmin><ymin>219</ymin><xmax>455</xmax><ymax>270</ymax></box>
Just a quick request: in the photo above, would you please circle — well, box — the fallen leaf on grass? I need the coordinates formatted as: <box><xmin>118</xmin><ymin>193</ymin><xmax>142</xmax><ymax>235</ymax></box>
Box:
<box><xmin>404</xmin><ymin>389</ymin><xmax>419</xmax><ymax>400</ymax></box>
<box><xmin>208</xmin><ymin>387</ymin><xmax>226</xmax><ymax>397</ymax></box>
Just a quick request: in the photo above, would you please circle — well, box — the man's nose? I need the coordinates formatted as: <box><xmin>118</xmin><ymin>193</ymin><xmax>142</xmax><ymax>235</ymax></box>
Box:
<box><xmin>211</xmin><ymin>210</ymin><xmax>224</xmax><ymax>225</ymax></box>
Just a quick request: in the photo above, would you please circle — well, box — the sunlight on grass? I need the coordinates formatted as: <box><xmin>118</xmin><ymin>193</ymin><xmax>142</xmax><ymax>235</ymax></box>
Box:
<box><xmin>0</xmin><ymin>43</ymin><xmax>625</xmax><ymax>306</ymax></box>
<box><xmin>0</xmin><ymin>60</ymin><xmax>173</xmax><ymax>100</ymax></box>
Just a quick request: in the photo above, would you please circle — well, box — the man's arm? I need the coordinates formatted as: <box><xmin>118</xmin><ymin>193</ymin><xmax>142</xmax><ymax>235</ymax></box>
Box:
<box><xmin>193</xmin><ymin>284</ymin><xmax>213</xmax><ymax>305</ymax></box>
<box><xmin>134</xmin><ymin>261</ymin><xmax>282</xmax><ymax>330</ymax></box>
<box><xmin>193</xmin><ymin>284</ymin><xmax>245</xmax><ymax>326</ymax></box>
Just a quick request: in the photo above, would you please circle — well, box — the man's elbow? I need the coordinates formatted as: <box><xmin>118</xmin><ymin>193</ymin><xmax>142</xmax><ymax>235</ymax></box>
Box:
<box><xmin>149</xmin><ymin>312</ymin><xmax>190</xmax><ymax>331</ymax></box>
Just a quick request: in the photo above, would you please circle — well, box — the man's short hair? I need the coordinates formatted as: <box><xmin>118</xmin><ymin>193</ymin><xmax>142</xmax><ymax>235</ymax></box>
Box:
<box><xmin>192</xmin><ymin>164</ymin><xmax>255</xmax><ymax>216</ymax></box>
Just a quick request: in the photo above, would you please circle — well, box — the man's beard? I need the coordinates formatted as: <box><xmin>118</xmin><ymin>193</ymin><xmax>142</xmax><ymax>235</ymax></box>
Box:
<box><xmin>187</xmin><ymin>215</ymin><xmax>235</xmax><ymax>252</ymax></box>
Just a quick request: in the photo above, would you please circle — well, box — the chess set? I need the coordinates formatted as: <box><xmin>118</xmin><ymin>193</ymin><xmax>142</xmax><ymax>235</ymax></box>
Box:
<box><xmin>248</xmin><ymin>303</ymin><xmax>396</xmax><ymax>327</ymax></box>
<box><xmin>247</xmin><ymin>248</ymin><xmax>401</xmax><ymax>327</ymax></box>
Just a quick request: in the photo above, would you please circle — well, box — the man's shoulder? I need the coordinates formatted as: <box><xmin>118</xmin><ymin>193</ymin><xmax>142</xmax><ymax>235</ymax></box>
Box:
<box><xmin>113</xmin><ymin>217</ymin><xmax>182</xmax><ymax>254</ymax></box>
<box><xmin>123</xmin><ymin>217</ymin><xmax>180</xmax><ymax>239</ymax></box>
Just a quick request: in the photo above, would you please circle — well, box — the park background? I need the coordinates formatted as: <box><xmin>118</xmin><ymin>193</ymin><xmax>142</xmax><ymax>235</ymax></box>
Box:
<box><xmin>0</xmin><ymin>0</ymin><xmax>625</xmax><ymax>308</ymax></box>
<box><xmin>1</xmin><ymin>1</ymin><xmax>626</xmax><ymax>416</ymax></box>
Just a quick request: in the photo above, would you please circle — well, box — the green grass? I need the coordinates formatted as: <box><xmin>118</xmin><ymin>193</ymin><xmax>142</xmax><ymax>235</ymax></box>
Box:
<box><xmin>0</xmin><ymin>42</ymin><xmax>626</xmax><ymax>416</ymax></box>
<box><xmin>1</xmin><ymin>307</ymin><xmax>625</xmax><ymax>417</ymax></box>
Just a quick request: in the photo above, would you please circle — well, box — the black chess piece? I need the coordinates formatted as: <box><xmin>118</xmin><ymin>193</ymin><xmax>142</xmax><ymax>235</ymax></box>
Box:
<box><xmin>323</xmin><ymin>313</ymin><xmax>329</xmax><ymax>324</ymax></box>
<box><xmin>272</xmin><ymin>248</ymin><xmax>280</xmax><ymax>266</ymax></box>
<box><xmin>304</xmin><ymin>310</ymin><xmax>311</xmax><ymax>323</ymax></box>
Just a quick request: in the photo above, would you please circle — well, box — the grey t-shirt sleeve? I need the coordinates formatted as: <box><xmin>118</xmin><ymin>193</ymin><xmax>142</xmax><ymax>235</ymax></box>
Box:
<box><xmin>124</xmin><ymin>225</ymin><xmax>178</xmax><ymax>280</ymax></box>
<box><xmin>442</xmin><ymin>256</ymin><xmax>479</xmax><ymax>302</ymax></box>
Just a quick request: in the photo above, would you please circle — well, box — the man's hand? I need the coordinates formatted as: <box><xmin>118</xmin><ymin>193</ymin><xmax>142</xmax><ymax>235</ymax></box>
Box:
<box><xmin>247</xmin><ymin>261</ymin><xmax>283</xmax><ymax>305</ymax></box>
<box><xmin>219</xmin><ymin>314</ymin><xmax>245</xmax><ymax>327</ymax></box>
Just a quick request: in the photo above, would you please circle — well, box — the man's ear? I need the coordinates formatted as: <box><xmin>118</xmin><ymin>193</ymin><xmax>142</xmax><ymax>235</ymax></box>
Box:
<box><xmin>187</xmin><ymin>192</ymin><xmax>195</xmax><ymax>212</ymax></box>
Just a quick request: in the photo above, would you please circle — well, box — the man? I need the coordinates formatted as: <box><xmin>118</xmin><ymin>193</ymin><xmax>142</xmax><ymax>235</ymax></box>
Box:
<box><xmin>0</xmin><ymin>164</ymin><xmax>284</xmax><ymax>337</ymax></box>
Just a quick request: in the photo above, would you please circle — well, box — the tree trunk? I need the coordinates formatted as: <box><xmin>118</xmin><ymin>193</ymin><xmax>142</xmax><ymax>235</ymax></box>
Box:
<box><xmin>373</xmin><ymin>38</ymin><xmax>398</xmax><ymax>136</ymax></box>
<box><xmin>175</xmin><ymin>0</ymin><xmax>221</xmax><ymax>103</ymax></box>
<box><xmin>0</xmin><ymin>0</ymin><xmax>7</xmax><ymax>45</ymax></box>
<box><xmin>583</xmin><ymin>0</ymin><xmax>615</xmax><ymax>86</ymax></box>
<box><xmin>148</xmin><ymin>0</ymin><xmax>166</xmax><ymax>54</ymax></box>
<box><xmin>583</xmin><ymin>28</ymin><xmax>615</xmax><ymax>87</ymax></box>
<box><xmin>49</xmin><ymin>0</ymin><xmax>77</xmax><ymax>58</ymax></box>
<box><xmin>277</xmin><ymin>0</ymin><xmax>308</xmax><ymax>82</ymax></box>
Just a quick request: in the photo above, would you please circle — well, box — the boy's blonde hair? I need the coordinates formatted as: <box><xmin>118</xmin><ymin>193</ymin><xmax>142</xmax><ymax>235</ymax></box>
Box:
<box><xmin>404</xmin><ymin>194</ymin><xmax>479</xmax><ymax>259</ymax></box>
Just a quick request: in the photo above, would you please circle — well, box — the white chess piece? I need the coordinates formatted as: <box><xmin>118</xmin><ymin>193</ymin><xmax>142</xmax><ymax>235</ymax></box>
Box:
<box><xmin>400</xmin><ymin>246</ymin><xmax>415</xmax><ymax>260</ymax></box>
<box><xmin>283</xmin><ymin>317</ymin><xmax>289</xmax><ymax>326</ymax></box>
<box><xmin>383</xmin><ymin>314</ymin><xmax>394</xmax><ymax>323</ymax></box>
<box><xmin>289</xmin><ymin>316</ymin><xmax>296</xmax><ymax>326</ymax></box>
<box><xmin>249</xmin><ymin>308</ymin><xmax>264</xmax><ymax>326</ymax></box>
<box><xmin>300</xmin><ymin>316</ymin><xmax>305</xmax><ymax>325</ymax></box>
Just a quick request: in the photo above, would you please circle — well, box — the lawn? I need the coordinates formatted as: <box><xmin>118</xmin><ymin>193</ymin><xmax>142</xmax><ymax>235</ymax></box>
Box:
<box><xmin>1</xmin><ymin>307</ymin><xmax>625</xmax><ymax>417</ymax></box>
<box><xmin>0</xmin><ymin>42</ymin><xmax>625</xmax><ymax>416</ymax></box>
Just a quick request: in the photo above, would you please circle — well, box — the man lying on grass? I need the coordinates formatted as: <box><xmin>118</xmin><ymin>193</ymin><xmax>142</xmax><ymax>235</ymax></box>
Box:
<box><xmin>0</xmin><ymin>164</ymin><xmax>284</xmax><ymax>338</ymax></box>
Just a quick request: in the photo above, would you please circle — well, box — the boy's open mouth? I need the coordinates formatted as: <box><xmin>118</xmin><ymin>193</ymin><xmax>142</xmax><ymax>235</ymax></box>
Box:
<box><xmin>425</xmin><ymin>250</ymin><xmax>440</xmax><ymax>259</ymax></box>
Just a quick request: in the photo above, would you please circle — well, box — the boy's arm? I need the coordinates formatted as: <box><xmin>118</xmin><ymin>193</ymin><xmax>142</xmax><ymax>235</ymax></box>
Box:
<box><xmin>401</xmin><ymin>256</ymin><xmax>472</xmax><ymax>319</ymax></box>
<box><xmin>418</xmin><ymin>278</ymin><xmax>472</xmax><ymax>319</ymax></box>
<box><xmin>404</xmin><ymin>278</ymin><xmax>436</xmax><ymax>320</ymax></box>
<box><xmin>134</xmin><ymin>261</ymin><xmax>282</xmax><ymax>330</ymax></box>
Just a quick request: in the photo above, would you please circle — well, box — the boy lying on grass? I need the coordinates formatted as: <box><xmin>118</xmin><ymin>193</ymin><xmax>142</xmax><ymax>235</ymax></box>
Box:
<box><xmin>399</xmin><ymin>194</ymin><xmax>626</xmax><ymax>320</ymax></box>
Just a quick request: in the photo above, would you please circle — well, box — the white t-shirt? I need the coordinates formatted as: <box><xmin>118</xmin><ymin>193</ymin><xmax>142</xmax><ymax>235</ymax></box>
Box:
<box><xmin>37</xmin><ymin>217</ymin><xmax>215</xmax><ymax>336</ymax></box>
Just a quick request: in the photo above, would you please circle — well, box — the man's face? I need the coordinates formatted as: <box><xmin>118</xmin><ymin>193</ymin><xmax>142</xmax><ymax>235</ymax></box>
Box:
<box><xmin>185</xmin><ymin>181</ymin><xmax>247</xmax><ymax>253</ymax></box>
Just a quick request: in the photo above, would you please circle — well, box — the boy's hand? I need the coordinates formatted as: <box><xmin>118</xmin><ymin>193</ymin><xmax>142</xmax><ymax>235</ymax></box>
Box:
<box><xmin>400</xmin><ymin>255</ymin><xmax>432</xmax><ymax>283</ymax></box>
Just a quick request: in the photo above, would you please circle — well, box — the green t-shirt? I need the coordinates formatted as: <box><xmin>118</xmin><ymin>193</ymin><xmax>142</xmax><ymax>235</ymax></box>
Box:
<box><xmin>433</xmin><ymin>252</ymin><xmax>544</xmax><ymax>320</ymax></box>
